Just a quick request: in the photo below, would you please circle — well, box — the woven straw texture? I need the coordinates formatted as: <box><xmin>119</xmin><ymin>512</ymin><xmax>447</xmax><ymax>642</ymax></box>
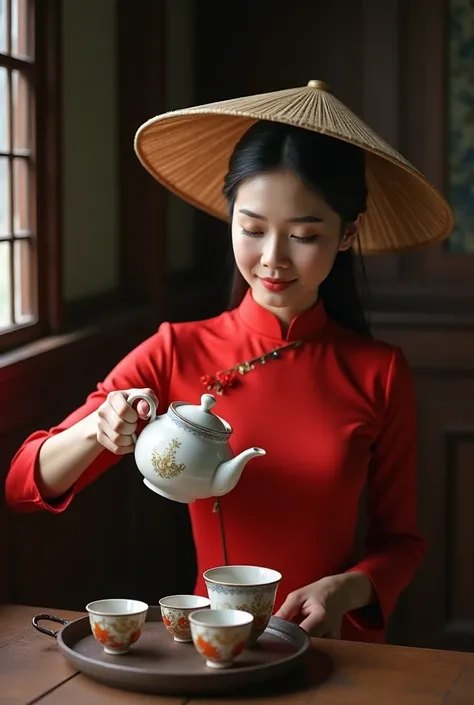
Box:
<box><xmin>134</xmin><ymin>81</ymin><xmax>453</xmax><ymax>254</ymax></box>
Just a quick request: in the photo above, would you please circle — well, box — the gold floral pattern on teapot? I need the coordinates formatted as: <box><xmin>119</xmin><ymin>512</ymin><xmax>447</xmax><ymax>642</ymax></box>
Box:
<box><xmin>151</xmin><ymin>438</ymin><xmax>186</xmax><ymax>479</ymax></box>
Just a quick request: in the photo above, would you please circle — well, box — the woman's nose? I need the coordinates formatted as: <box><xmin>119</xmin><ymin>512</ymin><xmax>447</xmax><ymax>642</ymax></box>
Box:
<box><xmin>260</xmin><ymin>236</ymin><xmax>289</xmax><ymax>268</ymax></box>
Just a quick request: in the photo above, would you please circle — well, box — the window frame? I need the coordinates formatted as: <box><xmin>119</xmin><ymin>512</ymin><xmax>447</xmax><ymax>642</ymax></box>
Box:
<box><xmin>0</xmin><ymin>0</ymin><xmax>61</xmax><ymax>353</ymax></box>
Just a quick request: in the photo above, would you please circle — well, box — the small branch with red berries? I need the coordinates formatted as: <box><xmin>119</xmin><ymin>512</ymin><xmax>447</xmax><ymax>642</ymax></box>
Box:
<box><xmin>200</xmin><ymin>340</ymin><xmax>302</xmax><ymax>395</ymax></box>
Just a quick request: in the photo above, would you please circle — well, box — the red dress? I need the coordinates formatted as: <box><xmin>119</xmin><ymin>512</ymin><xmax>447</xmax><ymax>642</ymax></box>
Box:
<box><xmin>5</xmin><ymin>291</ymin><xmax>425</xmax><ymax>643</ymax></box>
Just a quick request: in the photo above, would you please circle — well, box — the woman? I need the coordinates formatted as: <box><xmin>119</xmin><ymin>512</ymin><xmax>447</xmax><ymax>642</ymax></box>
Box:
<box><xmin>5</xmin><ymin>81</ymin><xmax>453</xmax><ymax>643</ymax></box>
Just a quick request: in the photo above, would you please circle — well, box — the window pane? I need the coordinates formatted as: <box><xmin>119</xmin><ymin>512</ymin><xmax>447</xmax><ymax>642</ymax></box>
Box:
<box><xmin>0</xmin><ymin>0</ymin><xmax>7</xmax><ymax>54</ymax></box>
<box><xmin>0</xmin><ymin>241</ymin><xmax>11</xmax><ymax>328</ymax></box>
<box><xmin>14</xmin><ymin>237</ymin><xmax>34</xmax><ymax>323</ymax></box>
<box><xmin>12</xmin><ymin>70</ymin><xmax>29</xmax><ymax>151</ymax></box>
<box><xmin>446</xmin><ymin>0</ymin><xmax>474</xmax><ymax>252</ymax></box>
<box><xmin>11</xmin><ymin>0</ymin><xmax>32</xmax><ymax>59</ymax></box>
<box><xmin>13</xmin><ymin>156</ymin><xmax>28</xmax><ymax>233</ymax></box>
<box><xmin>0</xmin><ymin>66</ymin><xmax>9</xmax><ymax>152</ymax></box>
<box><xmin>0</xmin><ymin>156</ymin><xmax>10</xmax><ymax>235</ymax></box>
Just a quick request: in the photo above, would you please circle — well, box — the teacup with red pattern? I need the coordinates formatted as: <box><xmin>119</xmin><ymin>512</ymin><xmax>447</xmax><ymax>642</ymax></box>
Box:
<box><xmin>189</xmin><ymin>608</ymin><xmax>254</xmax><ymax>669</ymax></box>
<box><xmin>86</xmin><ymin>598</ymin><xmax>148</xmax><ymax>655</ymax></box>
<box><xmin>159</xmin><ymin>594</ymin><xmax>211</xmax><ymax>642</ymax></box>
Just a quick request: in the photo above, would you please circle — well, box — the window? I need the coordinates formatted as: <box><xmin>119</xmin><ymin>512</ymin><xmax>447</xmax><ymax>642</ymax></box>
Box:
<box><xmin>0</xmin><ymin>0</ymin><xmax>60</xmax><ymax>353</ymax></box>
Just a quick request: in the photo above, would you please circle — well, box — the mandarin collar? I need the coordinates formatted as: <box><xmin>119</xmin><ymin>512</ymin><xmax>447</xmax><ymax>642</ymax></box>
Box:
<box><xmin>238</xmin><ymin>289</ymin><xmax>328</xmax><ymax>342</ymax></box>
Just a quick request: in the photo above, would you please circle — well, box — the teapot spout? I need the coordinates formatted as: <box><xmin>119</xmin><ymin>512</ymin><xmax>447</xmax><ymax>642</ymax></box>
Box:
<box><xmin>211</xmin><ymin>447</ymin><xmax>266</xmax><ymax>497</ymax></box>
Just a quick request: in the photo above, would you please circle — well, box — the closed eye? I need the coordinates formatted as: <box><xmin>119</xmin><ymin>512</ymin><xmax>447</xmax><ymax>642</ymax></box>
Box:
<box><xmin>291</xmin><ymin>234</ymin><xmax>318</xmax><ymax>243</ymax></box>
<box><xmin>242</xmin><ymin>228</ymin><xmax>318</xmax><ymax>243</ymax></box>
<box><xmin>241</xmin><ymin>227</ymin><xmax>263</xmax><ymax>237</ymax></box>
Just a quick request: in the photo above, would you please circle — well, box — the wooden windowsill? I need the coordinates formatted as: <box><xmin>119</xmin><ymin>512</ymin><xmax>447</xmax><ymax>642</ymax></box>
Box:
<box><xmin>0</xmin><ymin>303</ymin><xmax>157</xmax><ymax>381</ymax></box>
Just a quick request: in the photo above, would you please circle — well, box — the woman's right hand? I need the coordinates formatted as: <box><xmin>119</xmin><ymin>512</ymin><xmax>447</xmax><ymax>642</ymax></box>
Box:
<box><xmin>96</xmin><ymin>388</ymin><xmax>158</xmax><ymax>455</ymax></box>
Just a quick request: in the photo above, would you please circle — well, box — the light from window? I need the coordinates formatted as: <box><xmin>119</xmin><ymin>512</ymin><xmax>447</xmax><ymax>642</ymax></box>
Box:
<box><xmin>0</xmin><ymin>0</ymin><xmax>35</xmax><ymax>332</ymax></box>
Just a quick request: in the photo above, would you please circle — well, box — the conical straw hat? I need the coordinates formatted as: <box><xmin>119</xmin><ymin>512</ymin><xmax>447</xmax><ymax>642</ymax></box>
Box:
<box><xmin>134</xmin><ymin>80</ymin><xmax>453</xmax><ymax>254</ymax></box>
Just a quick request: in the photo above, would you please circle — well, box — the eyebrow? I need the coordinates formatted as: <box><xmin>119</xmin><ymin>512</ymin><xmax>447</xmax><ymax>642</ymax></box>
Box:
<box><xmin>238</xmin><ymin>208</ymin><xmax>322</xmax><ymax>223</ymax></box>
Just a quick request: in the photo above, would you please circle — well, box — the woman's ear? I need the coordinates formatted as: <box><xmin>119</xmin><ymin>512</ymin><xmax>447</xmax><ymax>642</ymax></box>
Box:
<box><xmin>339</xmin><ymin>214</ymin><xmax>363</xmax><ymax>251</ymax></box>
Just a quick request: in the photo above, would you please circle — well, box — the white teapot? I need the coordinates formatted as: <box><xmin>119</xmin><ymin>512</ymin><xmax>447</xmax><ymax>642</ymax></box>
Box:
<box><xmin>127</xmin><ymin>391</ymin><xmax>266</xmax><ymax>503</ymax></box>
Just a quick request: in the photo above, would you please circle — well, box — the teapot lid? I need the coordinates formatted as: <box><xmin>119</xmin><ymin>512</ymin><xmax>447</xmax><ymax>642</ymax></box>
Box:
<box><xmin>174</xmin><ymin>394</ymin><xmax>229</xmax><ymax>433</ymax></box>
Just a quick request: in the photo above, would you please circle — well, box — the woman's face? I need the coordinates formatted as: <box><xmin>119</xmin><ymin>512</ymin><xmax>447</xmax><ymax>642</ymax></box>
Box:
<box><xmin>231</xmin><ymin>169</ymin><xmax>356</xmax><ymax>326</ymax></box>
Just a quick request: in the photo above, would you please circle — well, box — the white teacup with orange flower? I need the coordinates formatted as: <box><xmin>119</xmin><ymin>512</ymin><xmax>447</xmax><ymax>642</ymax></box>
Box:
<box><xmin>189</xmin><ymin>608</ymin><xmax>254</xmax><ymax>669</ymax></box>
<box><xmin>86</xmin><ymin>598</ymin><xmax>148</xmax><ymax>655</ymax></box>
<box><xmin>159</xmin><ymin>594</ymin><xmax>210</xmax><ymax>642</ymax></box>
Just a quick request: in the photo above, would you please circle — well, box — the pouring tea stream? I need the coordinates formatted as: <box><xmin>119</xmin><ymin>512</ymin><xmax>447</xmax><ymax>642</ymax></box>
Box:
<box><xmin>126</xmin><ymin>391</ymin><xmax>266</xmax><ymax>503</ymax></box>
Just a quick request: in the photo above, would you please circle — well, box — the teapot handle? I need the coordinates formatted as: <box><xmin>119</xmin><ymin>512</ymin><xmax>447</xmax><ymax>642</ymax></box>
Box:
<box><xmin>126</xmin><ymin>389</ymin><xmax>158</xmax><ymax>443</ymax></box>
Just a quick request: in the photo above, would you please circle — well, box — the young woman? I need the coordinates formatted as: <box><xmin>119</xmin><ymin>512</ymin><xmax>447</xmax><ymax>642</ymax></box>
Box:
<box><xmin>5</xmin><ymin>82</ymin><xmax>453</xmax><ymax>644</ymax></box>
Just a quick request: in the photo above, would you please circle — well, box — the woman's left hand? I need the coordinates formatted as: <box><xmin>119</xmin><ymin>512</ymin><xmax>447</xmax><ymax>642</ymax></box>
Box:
<box><xmin>274</xmin><ymin>572</ymin><xmax>374</xmax><ymax>638</ymax></box>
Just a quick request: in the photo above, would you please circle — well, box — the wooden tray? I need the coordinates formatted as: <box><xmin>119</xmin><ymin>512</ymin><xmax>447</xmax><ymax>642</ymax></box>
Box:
<box><xmin>33</xmin><ymin>606</ymin><xmax>317</xmax><ymax>695</ymax></box>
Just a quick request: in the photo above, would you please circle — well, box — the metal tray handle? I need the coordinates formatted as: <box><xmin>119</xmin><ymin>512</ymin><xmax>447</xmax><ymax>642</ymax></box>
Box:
<box><xmin>32</xmin><ymin>613</ymin><xmax>70</xmax><ymax>638</ymax></box>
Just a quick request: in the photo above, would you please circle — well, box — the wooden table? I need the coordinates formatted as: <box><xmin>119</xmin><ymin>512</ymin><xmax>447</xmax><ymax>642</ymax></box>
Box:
<box><xmin>1</xmin><ymin>604</ymin><xmax>474</xmax><ymax>704</ymax></box>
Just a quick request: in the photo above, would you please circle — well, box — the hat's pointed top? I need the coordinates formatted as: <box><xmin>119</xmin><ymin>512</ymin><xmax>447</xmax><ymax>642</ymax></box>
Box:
<box><xmin>307</xmin><ymin>79</ymin><xmax>330</xmax><ymax>90</ymax></box>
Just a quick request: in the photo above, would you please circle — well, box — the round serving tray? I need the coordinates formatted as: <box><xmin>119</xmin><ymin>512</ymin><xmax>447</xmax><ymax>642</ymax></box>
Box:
<box><xmin>33</xmin><ymin>606</ymin><xmax>317</xmax><ymax>695</ymax></box>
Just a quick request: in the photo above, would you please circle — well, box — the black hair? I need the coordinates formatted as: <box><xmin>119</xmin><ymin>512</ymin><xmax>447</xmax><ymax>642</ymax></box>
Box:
<box><xmin>222</xmin><ymin>120</ymin><xmax>371</xmax><ymax>336</ymax></box>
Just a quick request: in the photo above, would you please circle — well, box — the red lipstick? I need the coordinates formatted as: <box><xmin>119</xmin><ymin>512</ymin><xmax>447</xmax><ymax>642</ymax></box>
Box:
<box><xmin>260</xmin><ymin>278</ymin><xmax>295</xmax><ymax>292</ymax></box>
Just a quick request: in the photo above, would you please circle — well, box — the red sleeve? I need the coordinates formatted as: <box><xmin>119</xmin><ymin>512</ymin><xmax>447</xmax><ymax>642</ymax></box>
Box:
<box><xmin>345</xmin><ymin>347</ymin><xmax>426</xmax><ymax>633</ymax></box>
<box><xmin>5</xmin><ymin>322</ymin><xmax>175</xmax><ymax>514</ymax></box>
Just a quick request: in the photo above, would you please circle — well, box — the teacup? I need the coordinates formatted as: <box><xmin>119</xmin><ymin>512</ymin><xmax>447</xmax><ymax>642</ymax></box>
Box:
<box><xmin>189</xmin><ymin>608</ymin><xmax>253</xmax><ymax>669</ymax></box>
<box><xmin>203</xmin><ymin>565</ymin><xmax>282</xmax><ymax>645</ymax></box>
<box><xmin>159</xmin><ymin>594</ymin><xmax>211</xmax><ymax>642</ymax></box>
<box><xmin>86</xmin><ymin>598</ymin><xmax>148</xmax><ymax>655</ymax></box>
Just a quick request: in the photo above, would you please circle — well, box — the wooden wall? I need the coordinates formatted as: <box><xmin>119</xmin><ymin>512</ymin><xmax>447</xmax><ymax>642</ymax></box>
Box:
<box><xmin>372</xmin><ymin>318</ymin><xmax>474</xmax><ymax>651</ymax></box>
